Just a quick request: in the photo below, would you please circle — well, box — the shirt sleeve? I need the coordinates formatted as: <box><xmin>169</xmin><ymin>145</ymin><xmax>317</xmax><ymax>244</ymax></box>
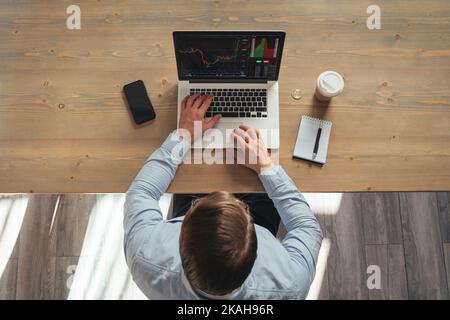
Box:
<box><xmin>258</xmin><ymin>165</ymin><xmax>324</xmax><ymax>283</ymax></box>
<box><xmin>123</xmin><ymin>132</ymin><xmax>191</xmax><ymax>259</ymax></box>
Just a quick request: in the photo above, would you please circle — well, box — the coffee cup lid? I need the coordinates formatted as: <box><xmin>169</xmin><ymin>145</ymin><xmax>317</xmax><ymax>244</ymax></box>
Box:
<box><xmin>317</xmin><ymin>71</ymin><xmax>344</xmax><ymax>97</ymax></box>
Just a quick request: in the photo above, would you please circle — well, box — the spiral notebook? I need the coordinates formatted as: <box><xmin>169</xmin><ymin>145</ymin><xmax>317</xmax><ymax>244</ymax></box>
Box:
<box><xmin>293</xmin><ymin>116</ymin><xmax>332</xmax><ymax>165</ymax></box>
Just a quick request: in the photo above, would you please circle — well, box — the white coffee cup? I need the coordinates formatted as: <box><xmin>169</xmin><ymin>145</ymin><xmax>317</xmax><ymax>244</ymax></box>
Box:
<box><xmin>315</xmin><ymin>71</ymin><xmax>344</xmax><ymax>102</ymax></box>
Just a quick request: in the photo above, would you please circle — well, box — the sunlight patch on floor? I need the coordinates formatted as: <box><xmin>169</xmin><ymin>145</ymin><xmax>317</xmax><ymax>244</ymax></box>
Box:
<box><xmin>68</xmin><ymin>193</ymin><xmax>173</xmax><ymax>299</ymax></box>
<box><xmin>0</xmin><ymin>195</ymin><xmax>28</xmax><ymax>279</ymax></box>
<box><xmin>68</xmin><ymin>194</ymin><xmax>144</xmax><ymax>299</ymax></box>
<box><xmin>304</xmin><ymin>193</ymin><xmax>343</xmax><ymax>215</ymax></box>
<box><xmin>306</xmin><ymin>238</ymin><xmax>331</xmax><ymax>300</ymax></box>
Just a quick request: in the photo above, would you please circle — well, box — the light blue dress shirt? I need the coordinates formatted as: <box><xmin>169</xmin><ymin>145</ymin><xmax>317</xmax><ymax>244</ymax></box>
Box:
<box><xmin>123</xmin><ymin>132</ymin><xmax>323</xmax><ymax>299</ymax></box>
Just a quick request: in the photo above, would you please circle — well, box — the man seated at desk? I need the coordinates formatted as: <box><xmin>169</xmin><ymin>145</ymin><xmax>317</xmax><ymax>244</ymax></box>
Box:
<box><xmin>123</xmin><ymin>94</ymin><xmax>323</xmax><ymax>299</ymax></box>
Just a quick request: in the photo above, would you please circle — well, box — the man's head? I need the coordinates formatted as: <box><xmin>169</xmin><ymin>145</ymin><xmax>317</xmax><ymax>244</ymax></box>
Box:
<box><xmin>179</xmin><ymin>191</ymin><xmax>257</xmax><ymax>296</ymax></box>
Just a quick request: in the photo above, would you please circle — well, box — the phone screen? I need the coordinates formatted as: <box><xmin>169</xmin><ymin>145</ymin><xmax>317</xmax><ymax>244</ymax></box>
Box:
<box><xmin>123</xmin><ymin>80</ymin><xmax>156</xmax><ymax>124</ymax></box>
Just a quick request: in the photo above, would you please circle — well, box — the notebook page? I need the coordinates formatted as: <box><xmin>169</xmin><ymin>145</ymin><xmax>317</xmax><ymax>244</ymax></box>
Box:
<box><xmin>293</xmin><ymin>116</ymin><xmax>332</xmax><ymax>164</ymax></box>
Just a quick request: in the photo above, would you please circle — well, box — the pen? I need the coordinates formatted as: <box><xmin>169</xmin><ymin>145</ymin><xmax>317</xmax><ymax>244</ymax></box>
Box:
<box><xmin>312</xmin><ymin>127</ymin><xmax>322</xmax><ymax>159</ymax></box>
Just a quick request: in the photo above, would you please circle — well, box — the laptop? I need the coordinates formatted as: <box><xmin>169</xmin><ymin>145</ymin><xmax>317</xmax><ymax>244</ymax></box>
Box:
<box><xmin>173</xmin><ymin>31</ymin><xmax>285</xmax><ymax>149</ymax></box>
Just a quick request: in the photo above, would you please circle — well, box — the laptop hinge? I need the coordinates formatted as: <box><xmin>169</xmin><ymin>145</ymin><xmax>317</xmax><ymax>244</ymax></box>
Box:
<box><xmin>189</xmin><ymin>79</ymin><xmax>268</xmax><ymax>84</ymax></box>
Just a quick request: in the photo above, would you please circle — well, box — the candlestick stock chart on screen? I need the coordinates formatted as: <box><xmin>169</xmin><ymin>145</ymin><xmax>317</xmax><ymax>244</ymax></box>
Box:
<box><xmin>175</xmin><ymin>34</ymin><xmax>281</xmax><ymax>80</ymax></box>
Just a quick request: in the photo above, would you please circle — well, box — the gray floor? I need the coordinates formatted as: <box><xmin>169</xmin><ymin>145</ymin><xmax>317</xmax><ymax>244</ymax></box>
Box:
<box><xmin>0</xmin><ymin>192</ymin><xmax>449</xmax><ymax>300</ymax></box>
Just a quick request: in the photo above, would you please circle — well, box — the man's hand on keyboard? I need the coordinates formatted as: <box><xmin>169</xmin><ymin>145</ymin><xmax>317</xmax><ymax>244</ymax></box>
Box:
<box><xmin>232</xmin><ymin>125</ymin><xmax>274</xmax><ymax>174</ymax></box>
<box><xmin>176</xmin><ymin>94</ymin><xmax>222</xmax><ymax>144</ymax></box>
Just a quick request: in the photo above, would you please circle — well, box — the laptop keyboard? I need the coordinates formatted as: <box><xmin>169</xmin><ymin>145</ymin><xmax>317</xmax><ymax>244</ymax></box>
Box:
<box><xmin>189</xmin><ymin>88</ymin><xmax>267</xmax><ymax>118</ymax></box>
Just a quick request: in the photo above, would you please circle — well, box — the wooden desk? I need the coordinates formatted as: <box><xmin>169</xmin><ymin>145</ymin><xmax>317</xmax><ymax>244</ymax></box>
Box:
<box><xmin>0</xmin><ymin>0</ymin><xmax>449</xmax><ymax>193</ymax></box>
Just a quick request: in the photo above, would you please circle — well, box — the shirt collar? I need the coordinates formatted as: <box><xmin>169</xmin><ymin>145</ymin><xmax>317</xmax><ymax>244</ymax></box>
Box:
<box><xmin>180</xmin><ymin>269</ymin><xmax>243</xmax><ymax>300</ymax></box>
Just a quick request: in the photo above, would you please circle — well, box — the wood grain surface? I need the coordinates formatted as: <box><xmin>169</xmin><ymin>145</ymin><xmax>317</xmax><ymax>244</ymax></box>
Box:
<box><xmin>0</xmin><ymin>0</ymin><xmax>449</xmax><ymax>192</ymax></box>
<box><xmin>399</xmin><ymin>192</ymin><xmax>449</xmax><ymax>299</ymax></box>
<box><xmin>1</xmin><ymin>192</ymin><xmax>450</xmax><ymax>299</ymax></box>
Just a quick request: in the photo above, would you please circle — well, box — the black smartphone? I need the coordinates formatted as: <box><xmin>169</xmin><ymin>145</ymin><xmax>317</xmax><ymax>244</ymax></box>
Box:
<box><xmin>123</xmin><ymin>80</ymin><xmax>156</xmax><ymax>124</ymax></box>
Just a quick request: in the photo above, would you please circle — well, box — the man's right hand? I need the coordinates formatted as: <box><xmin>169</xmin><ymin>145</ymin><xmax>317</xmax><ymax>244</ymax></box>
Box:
<box><xmin>176</xmin><ymin>94</ymin><xmax>222</xmax><ymax>144</ymax></box>
<box><xmin>232</xmin><ymin>125</ymin><xmax>274</xmax><ymax>174</ymax></box>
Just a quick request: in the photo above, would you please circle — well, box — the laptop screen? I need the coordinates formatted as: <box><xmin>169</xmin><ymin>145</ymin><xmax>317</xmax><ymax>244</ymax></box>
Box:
<box><xmin>173</xmin><ymin>31</ymin><xmax>285</xmax><ymax>81</ymax></box>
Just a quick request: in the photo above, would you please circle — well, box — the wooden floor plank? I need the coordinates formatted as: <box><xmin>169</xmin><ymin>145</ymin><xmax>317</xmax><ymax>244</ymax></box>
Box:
<box><xmin>16</xmin><ymin>195</ymin><xmax>59</xmax><ymax>299</ymax></box>
<box><xmin>444</xmin><ymin>244</ymin><xmax>450</xmax><ymax>296</ymax></box>
<box><xmin>0</xmin><ymin>258</ymin><xmax>17</xmax><ymax>299</ymax></box>
<box><xmin>1</xmin><ymin>192</ymin><xmax>448</xmax><ymax>299</ymax></box>
<box><xmin>387</xmin><ymin>244</ymin><xmax>409</xmax><ymax>300</ymax></box>
<box><xmin>10</xmin><ymin>235</ymin><xmax>20</xmax><ymax>260</ymax></box>
<box><xmin>316</xmin><ymin>215</ymin><xmax>330</xmax><ymax>300</ymax></box>
<box><xmin>436</xmin><ymin>192</ymin><xmax>450</xmax><ymax>243</ymax></box>
<box><xmin>361</xmin><ymin>193</ymin><xmax>402</xmax><ymax>244</ymax></box>
<box><xmin>56</xmin><ymin>194</ymin><xmax>96</xmax><ymax>257</ymax></box>
<box><xmin>54</xmin><ymin>256</ymin><xmax>79</xmax><ymax>300</ymax></box>
<box><xmin>399</xmin><ymin>192</ymin><xmax>449</xmax><ymax>299</ymax></box>
<box><xmin>325</xmin><ymin>193</ymin><xmax>368</xmax><ymax>299</ymax></box>
<box><xmin>365</xmin><ymin>245</ymin><xmax>388</xmax><ymax>299</ymax></box>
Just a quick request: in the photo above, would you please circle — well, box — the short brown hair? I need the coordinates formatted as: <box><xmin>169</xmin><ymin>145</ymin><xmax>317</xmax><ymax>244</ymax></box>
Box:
<box><xmin>179</xmin><ymin>191</ymin><xmax>257</xmax><ymax>296</ymax></box>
